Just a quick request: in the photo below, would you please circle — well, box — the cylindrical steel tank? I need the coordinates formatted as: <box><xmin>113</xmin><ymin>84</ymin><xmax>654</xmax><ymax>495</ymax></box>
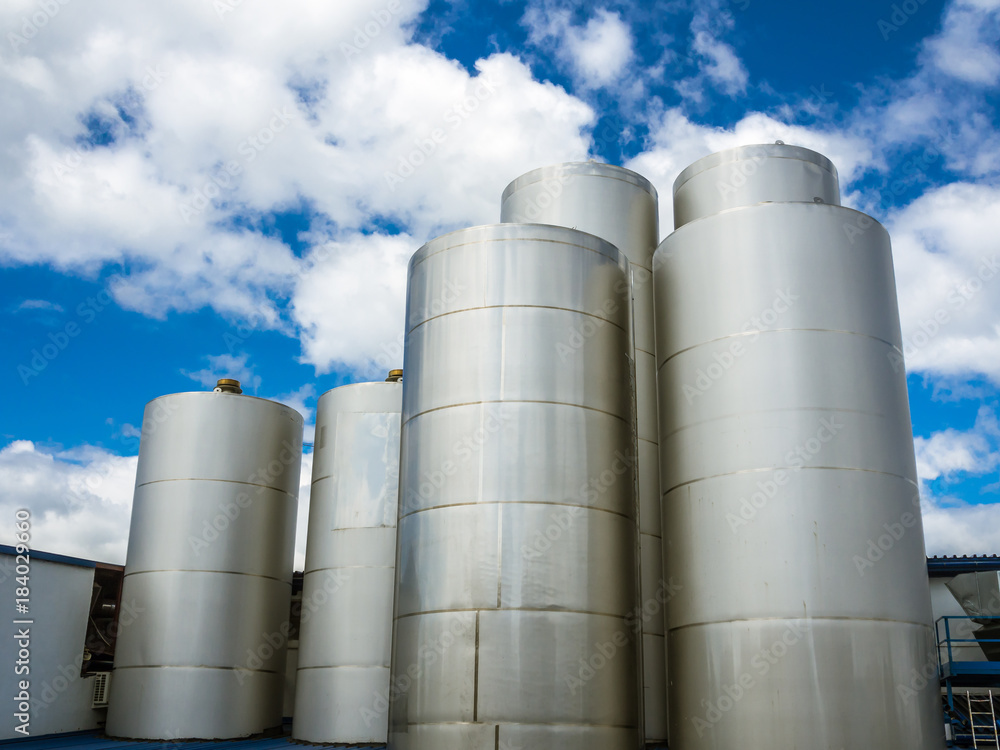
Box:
<box><xmin>500</xmin><ymin>162</ymin><xmax>667</xmax><ymax>744</ymax></box>
<box><xmin>106</xmin><ymin>383</ymin><xmax>302</xmax><ymax>740</ymax></box>
<box><xmin>672</xmin><ymin>142</ymin><xmax>840</xmax><ymax>229</ymax></box>
<box><xmin>294</xmin><ymin>379</ymin><xmax>402</xmax><ymax>743</ymax></box>
<box><xmin>389</xmin><ymin>223</ymin><xmax>640</xmax><ymax>750</ymax></box>
<box><xmin>654</xmin><ymin>145</ymin><xmax>944</xmax><ymax>749</ymax></box>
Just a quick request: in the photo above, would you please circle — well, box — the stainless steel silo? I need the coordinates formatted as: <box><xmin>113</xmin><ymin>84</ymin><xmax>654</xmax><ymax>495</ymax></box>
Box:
<box><xmin>500</xmin><ymin>162</ymin><xmax>666</xmax><ymax>745</ymax></box>
<box><xmin>671</xmin><ymin>142</ymin><xmax>841</xmax><ymax>229</ymax></box>
<box><xmin>294</xmin><ymin>376</ymin><xmax>402</xmax><ymax>744</ymax></box>
<box><xmin>106</xmin><ymin>381</ymin><xmax>302</xmax><ymax>740</ymax></box>
<box><xmin>389</xmin><ymin>223</ymin><xmax>640</xmax><ymax>750</ymax></box>
<box><xmin>654</xmin><ymin>145</ymin><xmax>944</xmax><ymax>749</ymax></box>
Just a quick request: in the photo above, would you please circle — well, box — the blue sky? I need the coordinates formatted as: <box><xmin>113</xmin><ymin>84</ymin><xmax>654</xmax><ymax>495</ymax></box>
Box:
<box><xmin>1</xmin><ymin>0</ymin><xmax>998</xmax><ymax>566</ymax></box>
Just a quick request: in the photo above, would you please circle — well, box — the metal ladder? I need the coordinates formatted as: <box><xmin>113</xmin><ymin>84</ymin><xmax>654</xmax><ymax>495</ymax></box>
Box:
<box><xmin>967</xmin><ymin>690</ymin><xmax>999</xmax><ymax>749</ymax></box>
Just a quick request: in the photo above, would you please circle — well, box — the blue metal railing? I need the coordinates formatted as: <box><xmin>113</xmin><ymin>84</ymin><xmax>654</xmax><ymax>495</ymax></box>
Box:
<box><xmin>937</xmin><ymin>615</ymin><xmax>1000</xmax><ymax>675</ymax></box>
<box><xmin>937</xmin><ymin>615</ymin><xmax>1000</xmax><ymax>746</ymax></box>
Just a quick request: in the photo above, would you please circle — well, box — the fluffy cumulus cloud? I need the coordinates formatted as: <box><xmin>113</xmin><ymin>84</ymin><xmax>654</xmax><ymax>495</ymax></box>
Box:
<box><xmin>523</xmin><ymin>6</ymin><xmax>635</xmax><ymax>89</ymax></box>
<box><xmin>292</xmin><ymin>232</ymin><xmax>413</xmax><ymax>377</ymax></box>
<box><xmin>669</xmin><ymin>1</ymin><xmax>748</xmax><ymax>103</ymax></box>
<box><xmin>922</xmin><ymin>497</ymin><xmax>1000</xmax><ymax>556</ymax></box>
<box><xmin>888</xmin><ymin>184</ymin><xmax>1000</xmax><ymax>384</ymax></box>
<box><xmin>0</xmin><ymin>0</ymin><xmax>593</xmax><ymax>368</ymax></box>
<box><xmin>915</xmin><ymin>406</ymin><xmax>1000</xmax><ymax>482</ymax></box>
<box><xmin>923</xmin><ymin>0</ymin><xmax>1000</xmax><ymax>85</ymax></box>
<box><xmin>919</xmin><ymin>405</ymin><xmax>1000</xmax><ymax>555</ymax></box>
<box><xmin>855</xmin><ymin>0</ymin><xmax>1000</xmax><ymax>177</ymax></box>
<box><xmin>0</xmin><ymin>441</ymin><xmax>137</xmax><ymax>563</ymax></box>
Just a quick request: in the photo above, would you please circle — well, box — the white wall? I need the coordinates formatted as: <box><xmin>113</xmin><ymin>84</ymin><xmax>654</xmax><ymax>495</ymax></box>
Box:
<box><xmin>1</xmin><ymin>551</ymin><xmax>103</xmax><ymax>740</ymax></box>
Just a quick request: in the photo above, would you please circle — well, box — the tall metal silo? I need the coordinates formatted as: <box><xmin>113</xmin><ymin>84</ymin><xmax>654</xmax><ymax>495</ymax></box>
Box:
<box><xmin>653</xmin><ymin>144</ymin><xmax>944</xmax><ymax>749</ymax></box>
<box><xmin>500</xmin><ymin>162</ymin><xmax>667</xmax><ymax>745</ymax></box>
<box><xmin>106</xmin><ymin>380</ymin><xmax>302</xmax><ymax>740</ymax></box>
<box><xmin>294</xmin><ymin>374</ymin><xmax>403</xmax><ymax>743</ymax></box>
<box><xmin>389</xmin><ymin>223</ymin><xmax>640</xmax><ymax>750</ymax></box>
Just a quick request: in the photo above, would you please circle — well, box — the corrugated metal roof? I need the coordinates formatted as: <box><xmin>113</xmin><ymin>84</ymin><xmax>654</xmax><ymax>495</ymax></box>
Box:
<box><xmin>0</xmin><ymin>730</ymin><xmax>385</xmax><ymax>749</ymax></box>
<box><xmin>928</xmin><ymin>554</ymin><xmax>1000</xmax><ymax>576</ymax></box>
<box><xmin>0</xmin><ymin>544</ymin><xmax>99</xmax><ymax>569</ymax></box>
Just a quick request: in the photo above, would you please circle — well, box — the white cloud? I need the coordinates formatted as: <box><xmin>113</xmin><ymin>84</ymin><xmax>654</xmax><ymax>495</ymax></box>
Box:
<box><xmin>522</xmin><ymin>5</ymin><xmax>637</xmax><ymax>89</ymax></box>
<box><xmin>671</xmin><ymin>3</ymin><xmax>748</xmax><ymax>102</ymax></box>
<box><xmin>535</xmin><ymin>8</ymin><xmax>635</xmax><ymax>89</ymax></box>
<box><xmin>292</xmin><ymin>232</ymin><xmax>412</xmax><ymax>377</ymax></box>
<box><xmin>690</xmin><ymin>29</ymin><xmax>747</xmax><ymax>95</ymax></box>
<box><xmin>0</xmin><ymin>1</ymin><xmax>593</xmax><ymax>372</ymax></box>
<box><xmin>922</xmin><ymin>496</ymin><xmax>1000</xmax><ymax>555</ymax></box>
<box><xmin>915</xmin><ymin>406</ymin><xmax>1000</xmax><ymax>481</ymax></box>
<box><xmin>0</xmin><ymin>440</ymin><xmax>137</xmax><ymax>564</ymax></box>
<box><xmin>887</xmin><ymin>183</ymin><xmax>1000</xmax><ymax>383</ymax></box>
<box><xmin>15</xmin><ymin>299</ymin><xmax>63</xmax><ymax>312</ymax></box>
<box><xmin>294</xmin><ymin>450</ymin><xmax>313</xmax><ymax>571</ymax></box>
<box><xmin>923</xmin><ymin>0</ymin><xmax>1000</xmax><ymax>85</ymax></box>
<box><xmin>849</xmin><ymin>0</ymin><xmax>1000</xmax><ymax>178</ymax></box>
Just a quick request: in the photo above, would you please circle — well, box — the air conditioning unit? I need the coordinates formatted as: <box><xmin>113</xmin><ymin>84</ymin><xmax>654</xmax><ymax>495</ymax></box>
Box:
<box><xmin>92</xmin><ymin>672</ymin><xmax>110</xmax><ymax>708</ymax></box>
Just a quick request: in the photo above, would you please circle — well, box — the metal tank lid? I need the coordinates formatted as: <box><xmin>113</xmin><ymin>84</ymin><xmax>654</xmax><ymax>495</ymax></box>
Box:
<box><xmin>501</xmin><ymin>161</ymin><xmax>658</xmax><ymax>204</ymax></box>
<box><xmin>409</xmin><ymin>222</ymin><xmax>628</xmax><ymax>271</ymax></box>
<box><xmin>143</xmin><ymin>384</ymin><xmax>305</xmax><ymax>423</ymax></box>
<box><xmin>317</xmin><ymin>376</ymin><xmax>402</xmax><ymax>410</ymax></box>
<box><xmin>317</xmin><ymin>370</ymin><xmax>403</xmax><ymax>401</ymax></box>
<box><xmin>673</xmin><ymin>143</ymin><xmax>839</xmax><ymax>194</ymax></box>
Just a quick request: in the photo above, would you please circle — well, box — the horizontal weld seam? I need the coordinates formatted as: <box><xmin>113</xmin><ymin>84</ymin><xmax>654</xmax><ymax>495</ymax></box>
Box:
<box><xmin>136</xmin><ymin>476</ymin><xmax>297</xmax><ymax>499</ymax></box>
<box><xmin>410</xmin><ymin>236</ymin><xmax>624</xmax><ymax>269</ymax></box>
<box><xmin>123</xmin><ymin>569</ymin><xmax>291</xmax><ymax>585</ymax></box>
<box><xmin>661</xmin><ymin>466</ymin><xmax>918</xmax><ymax>497</ymax></box>
<box><xmin>408</xmin><ymin>304</ymin><xmax>626</xmax><ymax>336</ymax></box>
<box><xmin>113</xmin><ymin>664</ymin><xmax>279</xmax><ymax>674</ymax></box>
<box><xmin>403</xmin><ymin>399</ymin><xmax>628</xmax><ymax>427</ymax></box>
<box><xmin>668</xmin><ymin>616</ymin><xmax>935</xmax><ymax>633</ymax></box>
<box><xmin>393</xmin><ymin>720</ymin><xmax>638</xmax><ymax>728</ymax></box>
<box><xmin>395</xmin><ymin>607</ymin><xmax>633</xmax><ymax>620</ymax></box>
<box><xmin>398</xmin><ymin>499</ymin><xmax>634</xmax><ymax>523</ymax></box>
<box><xmin>296</xmin><ymin>664</ymin><xmax>389</xmax><ymax>671</ymax></box>
<box><xmin>656</xmin><ymin>328</ymin><xmax>903</xmax><ymax>371</ymax></box>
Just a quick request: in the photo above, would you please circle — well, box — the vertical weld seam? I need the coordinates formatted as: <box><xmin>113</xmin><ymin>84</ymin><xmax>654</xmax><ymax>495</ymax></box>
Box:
<box><xmin>474</xmin><ymin>611</ymin><xmax>481</xmax><ymax>722</ymax></box>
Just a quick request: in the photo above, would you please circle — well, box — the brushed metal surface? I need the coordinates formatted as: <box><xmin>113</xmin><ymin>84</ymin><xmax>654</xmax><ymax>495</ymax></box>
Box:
<box><xmin>106</xmin><ymin>667</ymin><xmax>284</xmax><ymax>740</ymax></box>
<box><xmin>107</xmin><ymin>391</ymin><xmax>303</xmax><ymax>740</ymax></box>
<box><xmin>654</xmin><ymin>152</ymin><xmax>944</xmax><ymax>750</ymax></box>
<box><xmin>672</xmin><ymin>144</ymin><xmax>840</xmax><ymax>229</ymax></box>
<box><xmin>389</xmin><ymin>224</ymin><xmax>640</xmax><ymax>750</ymax></box>
<box><xmin>668</xmin><ymin>620</ymin><xmax>941</xmax><ymax>749</ymax></box>
<box><xmin>501</xmin><ymin>164</ymin><xmax>666</xmax><ymax>743</ymax></box>
<box><xmin>294</xmin><ymin>381</ymin><xmax>402</xmax><ymax>744</ymax></box>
